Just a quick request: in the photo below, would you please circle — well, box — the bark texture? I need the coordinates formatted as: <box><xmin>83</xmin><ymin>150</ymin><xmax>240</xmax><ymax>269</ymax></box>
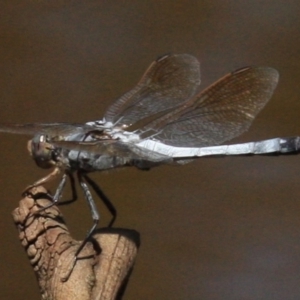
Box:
<box><xmin>12</xmin><ymin>186</ymin><xmax>139</xmax><ymax>300</ymax></box>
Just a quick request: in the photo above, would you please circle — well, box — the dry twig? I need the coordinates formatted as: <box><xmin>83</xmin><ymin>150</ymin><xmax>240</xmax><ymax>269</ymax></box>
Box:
<box><xmin>12</xmin><ymin>186</ymin><xmax>139</xmax><ymax>300</ymax></box>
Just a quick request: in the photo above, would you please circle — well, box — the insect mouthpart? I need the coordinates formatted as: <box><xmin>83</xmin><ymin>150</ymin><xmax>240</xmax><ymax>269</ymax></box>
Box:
<box><xmin>27</xmin><ymin>134</ymin><xmax>58</xmax><ymax>169</ymax></box>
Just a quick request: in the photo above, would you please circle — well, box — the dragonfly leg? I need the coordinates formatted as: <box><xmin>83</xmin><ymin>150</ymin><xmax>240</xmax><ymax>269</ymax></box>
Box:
<box><xmin>77</xmin><ymin>171</ymin><xmax>100</xmax><ymax>245</ymax></box>
<box><xmin>56</xmin><ymin>172</ymin><xmax>78</xmax><ymax>206</ymax></box>
<box><xmin>62</xmin><ymin>171</ymin><xmax>100</xmax><ymax>281</ymax></box>
<box><xmin>68</xmin><ymin>172</ymin><xmax>78</xmax><ymax>203</ymax></box>
<box><xmin>22</xmin><ymin>167</ymin><xmax>61</xmax><ymax>196</ymax></box>
<box><xmin>53</xmin><ymin>173</ymin><xmax>67</xmax><ymax>202</ymax></box>
<box><xmin>83</xmin><ymin>174</ymin><xmax>117</xmax><ymax>227</ymax></box>
<box><xmin>25</xmin><ymin>173</ymin><xmax>68</xmax><ymax>219</ymax></box>
<box><xmin>37</xmin><ymin>172</ymin><xmax>80</xmax><ymax>214</ymax></box>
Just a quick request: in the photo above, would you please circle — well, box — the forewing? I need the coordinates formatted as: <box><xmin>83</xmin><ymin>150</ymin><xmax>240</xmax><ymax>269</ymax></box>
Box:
<box><xmin>0</xmin><ymin>123</ymin><xmax>98</xmax><ymax>138</ymax></box>
<box><xmin>104</xmin><ymin>53</ymin><xmax>200</xmax><ymax>127</ymax></box>
<box><xmin>141</xmin><ymin>67</ymin><xmax>279</xmax><ymax>147</ymax></box>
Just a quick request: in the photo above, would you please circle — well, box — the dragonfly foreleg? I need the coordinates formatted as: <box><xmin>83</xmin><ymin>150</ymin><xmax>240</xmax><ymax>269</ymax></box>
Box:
<box><xmin>26</xmin><ymin>173</ymin><xmax>67</xmax><ymax>216</ymax></box>
<box><xmin>22</xmin><ymin>167</ymin><xmax>61</xmax><ymax>196</ymax></box>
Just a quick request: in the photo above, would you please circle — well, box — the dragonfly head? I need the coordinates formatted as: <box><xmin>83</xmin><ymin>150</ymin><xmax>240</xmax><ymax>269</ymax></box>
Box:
<box><xmin>27</xmin><ymin>134</ymin><xmax>59</xmax><ymax>169</ymax></box>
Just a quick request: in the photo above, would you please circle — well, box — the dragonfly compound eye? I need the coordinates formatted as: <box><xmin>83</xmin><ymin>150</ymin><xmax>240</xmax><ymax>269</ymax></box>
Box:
<box><xmin>27</xmin><ymin>135</ymin><xmax>56</xmax><ymax>169</ymax></box>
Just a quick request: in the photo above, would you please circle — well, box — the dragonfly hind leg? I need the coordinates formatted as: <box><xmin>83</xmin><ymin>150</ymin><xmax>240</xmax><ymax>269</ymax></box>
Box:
<box><xmin>61</xmin><ymin>171</ymin><xmax>101</xmax><ymax>281</ymax></box>
<box><xmin>83</xmin><ymin>173</ymin><xmax>117</xmax><ymax>227</ymax></box>
<box><xmin>61</xmin><ymin>171</ymin><xmax>117</xmax><ymax>281</ymax></box>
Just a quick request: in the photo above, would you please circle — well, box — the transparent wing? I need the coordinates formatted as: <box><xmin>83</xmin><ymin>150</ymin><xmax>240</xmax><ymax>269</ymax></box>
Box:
<box><xmin>104</xmin><ymin>53</ymin><xmax>201</xmax><ymax>127</ymax></box>
<box><xmin>0</xmin><ymin>54</ymin><xmax>200</xmax><ymax>139</ymax></box>
<box><xmin>0</xmin><ymin>123</ymin><xmax>99</xmax><ymax>138</ymax></box>
<box><xmin>139</xmin><ymin>66</ymin><xmax>279</xmax><ymax>147</ymax></box>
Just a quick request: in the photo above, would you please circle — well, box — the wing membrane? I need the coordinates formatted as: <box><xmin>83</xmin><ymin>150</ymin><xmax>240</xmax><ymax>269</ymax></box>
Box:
<box><xmin>140</xmin><ymin>67</ymin><xmax>279</xmax><ymax>146</ymax></box>
<box><xmin>104</xmin><ymin>54</ymin><xmax>200</xmax><ymax>127</ymax></box>
<box><xmin>0</xmin><ymin>123</ymin><xmax>99</xmax><ymax>138</ymax></box>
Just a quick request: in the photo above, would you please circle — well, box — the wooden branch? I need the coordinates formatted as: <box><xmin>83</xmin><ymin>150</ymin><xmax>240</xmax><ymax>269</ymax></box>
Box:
<box><xmin>12</xmin><ymin>186</ymin><xmax>139</xmax><ymax>300</ymax></box>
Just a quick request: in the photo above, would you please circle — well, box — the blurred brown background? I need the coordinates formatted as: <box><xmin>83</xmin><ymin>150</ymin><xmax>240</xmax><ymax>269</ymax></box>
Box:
<box><xmin>1</xmin><ymin>1</ymin><xmax>300</xmax><ymax>299</ymax></box>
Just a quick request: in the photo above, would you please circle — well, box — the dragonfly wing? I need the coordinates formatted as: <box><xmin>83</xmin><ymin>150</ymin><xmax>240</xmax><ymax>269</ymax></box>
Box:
<box><xmin>104</xmin><ymin>53</ymin><xmax>200</xmax><ymax>127</ymax></box>
<box><xmin>0</xmin><ymin>123</ymin><xmax>99</xmax><ymax>138</ymax></box>
<box><xmin>140</xmin><ymin>66</ymin><xmax>279</xmax><ymax>147</ymax></box>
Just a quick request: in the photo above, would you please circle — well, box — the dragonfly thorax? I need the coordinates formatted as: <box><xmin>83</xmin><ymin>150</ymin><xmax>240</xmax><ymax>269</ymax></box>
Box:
<box><xmin>27</xmin><ymin>134</ymin><xmax>62</xmax><ymax>169</ymax></box>
<box><xmin>109</xmin><ymin>128</ymin><xmax>140</xmax><ymax>143</ymax></box>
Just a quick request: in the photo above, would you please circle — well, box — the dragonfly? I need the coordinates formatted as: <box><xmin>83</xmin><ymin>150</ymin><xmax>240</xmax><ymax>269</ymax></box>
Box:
<box><xmin>1</xmin><ymin>53</ymin><xmax>299</xmax><ymax>280</ymax></box>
